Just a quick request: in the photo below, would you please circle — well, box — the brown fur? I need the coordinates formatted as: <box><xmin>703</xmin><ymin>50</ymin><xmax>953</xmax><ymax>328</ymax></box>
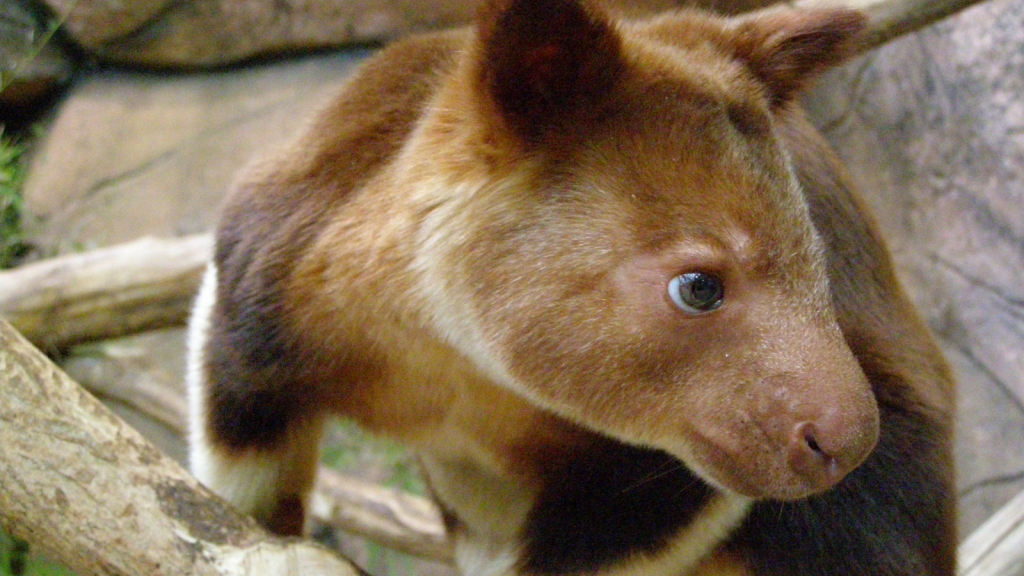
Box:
<box><xmin>189</xmin><ymin>0</ymin><xmax>956</xmax><ymax>573</ymax></box>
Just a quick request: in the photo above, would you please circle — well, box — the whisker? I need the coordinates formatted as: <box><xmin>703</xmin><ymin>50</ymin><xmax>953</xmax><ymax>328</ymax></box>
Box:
<box><xmin>619</xmin><ymin>458</ymin><xmax>686</xmax><ymax>494</ymax></box>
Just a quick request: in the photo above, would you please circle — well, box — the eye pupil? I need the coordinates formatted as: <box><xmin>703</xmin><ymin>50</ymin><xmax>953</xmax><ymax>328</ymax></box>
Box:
<box><xmin>669</xmin><ymin>272</ymin><xmax>724</xmax><ymax>314</ymax></box>
<box><xmin>689</xmin><ymin>274</ymin><xmax>721</xmax><ymax>305</ymax></box>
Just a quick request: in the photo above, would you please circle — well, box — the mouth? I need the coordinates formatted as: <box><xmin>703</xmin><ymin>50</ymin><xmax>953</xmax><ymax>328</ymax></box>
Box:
<box><xmin>661</xmin><ymin>416</ymin><xmax>869</xmax><ymax>501</ymax></box>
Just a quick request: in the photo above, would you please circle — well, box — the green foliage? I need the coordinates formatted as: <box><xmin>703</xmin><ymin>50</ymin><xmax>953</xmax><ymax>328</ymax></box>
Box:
<box><xmin>1</xmin><ymin>10</ymin><xmax>70</xmax><ymax>97</ymax></box>
<box><xmin>0</xmin><ymin>530</ymin><xmax>75</xmax><ymax>576</ymax></box>
<box><xmin>321</xmin><ymin>420</ymin><xmax>427</xmax><ymax>576</ymax></box>
<box><xmin>0</xmin><ymin>132</ymin><xmax>30</xmax><ymax>269</ymax></box>
<box><xmin>321</xmin><ymin>420</ymin><xmax>426</xmax><ymax>496</ymax></box>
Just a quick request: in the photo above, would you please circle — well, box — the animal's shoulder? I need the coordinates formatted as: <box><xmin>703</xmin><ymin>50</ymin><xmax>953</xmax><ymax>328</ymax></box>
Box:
<box><xmin>307</xmin><ymin>29</ymin><xmax>470</xmax><ymax>160</ymax></box>
<box><xmin>212</xmin><ymin>29</ymin><xmax>469</xmax><ymax>300</ymax></box>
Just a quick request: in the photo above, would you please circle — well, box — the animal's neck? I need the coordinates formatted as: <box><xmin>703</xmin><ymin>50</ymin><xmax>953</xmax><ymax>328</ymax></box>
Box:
<box><xmin>409</xmin><ymin>369</ymin><xmax>751</xmax><ymax>576</ymax></box>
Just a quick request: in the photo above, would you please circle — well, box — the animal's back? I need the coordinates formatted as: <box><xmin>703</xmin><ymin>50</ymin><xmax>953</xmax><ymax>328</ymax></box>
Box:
<box><xmin>186</xmin><ymin>30</ymin><xmax>469</xmax><ymax>533</ymax></box>
<box><xmin>215</xmin><ymin>30</ymin><xmax>467</xmax><ymax>283</ymax></box>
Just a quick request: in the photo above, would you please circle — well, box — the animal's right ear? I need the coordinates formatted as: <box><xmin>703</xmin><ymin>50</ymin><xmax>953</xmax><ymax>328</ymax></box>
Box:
<box><xmin>474</xmin><ymin>0</ymin><xmax>625</xmax><ymax>143</ymax></box>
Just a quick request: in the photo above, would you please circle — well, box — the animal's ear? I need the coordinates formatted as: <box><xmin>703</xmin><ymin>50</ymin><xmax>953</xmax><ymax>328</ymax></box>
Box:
<box><xmin>729</xmin><ymin>8</ymin><xmax>866</xmax><ymax>109</ymax></box>
<box><xmin>475</xmin><ymin>0</ymin><xmax>625</xmax><ymax>142</ymax></box>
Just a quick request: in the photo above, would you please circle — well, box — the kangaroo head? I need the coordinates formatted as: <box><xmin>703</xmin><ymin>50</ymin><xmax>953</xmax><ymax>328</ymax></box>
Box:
<box><xmin>410</xmin><ymin>0</ymin><xmax>878</xmax><ymax>500</ymax></box>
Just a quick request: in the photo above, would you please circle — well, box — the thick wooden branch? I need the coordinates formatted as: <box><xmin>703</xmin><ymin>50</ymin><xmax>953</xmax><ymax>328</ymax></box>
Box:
<box><xmin>312</xmin><ymin>471</ymin><xmax>454</xmax><ymax>563</ymax></box>
<box><xmin>958</xmin><ymin>488</ymin><xmax>1024</xmax><ymax>576</ymax></box>
<box><xmin>0</xmin><ymin>319</ymin><xmax>361</xmax><ymax>576</ymax></box>
<box><xmin>0</xmin><ymin>235</ymin><xmax>212</xmax><ymax>352</ymax></box>
<box><xmin>63</xmin><ymin>333</ymin><xmax>455</xmax><ymax>563</ymax></box>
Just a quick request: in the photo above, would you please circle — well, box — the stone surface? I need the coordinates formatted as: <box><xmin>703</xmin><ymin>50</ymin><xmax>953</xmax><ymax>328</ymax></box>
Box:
<box><xmin>39</xmin><ymin>0</ymin><xmax>776</xmax><ymax>68</ymax></box>
<box><xmin>0</xmin><ymin>0</ymin><xmax>74</xmax><ymax>112</ymax></box>
<box><xmin>804</xmin><ymin>0</ymin><xmax>1024</xmax><ymax>534</ymax></box>
<box><xmin>21</xmin><ymin>0</ymin><xmax>1024</xmax><ymax>542</ymax></box>
<box><xmin>41</xmin><ymin>0</ymin><xmax>475</xmax><ymax>67</ymax></box>
<box><xmin>23</xmin><ymin>50</ymin><xmax>369</xmax><ymax>254</ymax></box>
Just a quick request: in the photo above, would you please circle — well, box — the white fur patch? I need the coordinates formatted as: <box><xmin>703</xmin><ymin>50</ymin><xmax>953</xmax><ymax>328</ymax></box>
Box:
<box><xmin>455</xmin><ymin>537</ymin><xmax>520</xmax><ymax>576</ymax></box>
<box><xmin>187</xmin><ymin>262</ymin><xmax>220</xmax><ymax>485</ymax></box>
<box><xmin>198</xmin><ymin>451</ymin><xmax>285</xmax><ymax>520</ymax></box>
<box><xmin>186</xmin><ymin>264</ymin><xmax>280</xmax><ymax>518</ymax></box>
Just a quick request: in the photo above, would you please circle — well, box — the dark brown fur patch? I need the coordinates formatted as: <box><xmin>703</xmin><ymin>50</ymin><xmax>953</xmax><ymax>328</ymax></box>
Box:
<box><xmin>201</xmin><ymin>32</ymin><xmax>463</xmax><ymax>452</ymax></box>
<box><xmin>265</xmin><ymin>495</ymin><xmax>307</xmax><ymax>537</ymax></box>
<box><xmin>522</xmin><ymin>440</ymin><xmax>715</xmax><ymax>574</ymax></box>
<box><xmin>722</xmin><ymin>108</ymin><xmax>958</xmax><ymax>574</ymax></box>
<box><xmin>476</xmin><ymin>0</ymin><xmax>625</xmax><ymax>142</ymax></box>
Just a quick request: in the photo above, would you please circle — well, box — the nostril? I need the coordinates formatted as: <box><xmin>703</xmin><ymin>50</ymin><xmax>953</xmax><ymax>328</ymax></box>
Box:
<box><xmin>804</xmin><ymin>426</ymin><xmax>824</xmax><ymax>456</ymax></box>
<box><xmin>789</xmin><ymin>422</ymin><xmax>843</xmax><ymax>492</ymax></box>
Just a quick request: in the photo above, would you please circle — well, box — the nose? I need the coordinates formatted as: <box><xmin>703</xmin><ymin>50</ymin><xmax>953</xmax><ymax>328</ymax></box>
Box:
<box><xmin>787</xmin><ymin>408</ymin><xmax>878</xmax><ymax>493</ymax></box>
<box><xmin>747</xmin><ymin>354</ymin><xmax>880</xmax><ymax>499</ymax></box>
<box><xmin>788</xmin><ymin>422</ymin><xmax>842</xmax><ymax>490</ymax></box>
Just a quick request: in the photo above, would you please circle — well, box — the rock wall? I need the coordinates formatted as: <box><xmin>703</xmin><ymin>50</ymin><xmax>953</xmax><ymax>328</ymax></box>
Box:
<box><xmin>22</xmin><ymin>51</ymin><xmax>367</xmax><ymax>251</ymax></box>
<box><xmin>37</xmin><ymin>0</ymin><xmax>776</xmax><ymax>67</ymax></box>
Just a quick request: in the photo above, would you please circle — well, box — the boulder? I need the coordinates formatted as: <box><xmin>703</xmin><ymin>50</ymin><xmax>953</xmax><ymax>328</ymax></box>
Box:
<box><xmin>41</xmin><ymin>0</ymin><xmax>476</xmax><ymax>67</ymax></box>
<box><xmin>0</xmin><ymin>0</ymin><xmax>74</xmax><ymax>115</ymax></box>
<box><xmin>22</xmin><ymin>50</ymin><xmax>368</xmax><ymax>253</ymax></box>
<box><xmin>39</xmin><ymin>0</ymin><xmax>776</xmax><ymax>68</ymax></box>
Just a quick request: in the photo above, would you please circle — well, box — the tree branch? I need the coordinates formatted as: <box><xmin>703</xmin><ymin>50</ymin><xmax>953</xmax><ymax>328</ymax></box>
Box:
<box><xmin>61</xmin><ymin>328</ymin><xmax>455</xmax><ymax>563</ymax></box>
<box><xmin>0</xmin><ymin>235</ymin><xmax>212</xmax><ymax>352</ymax></box>
<box><xmin>0</xmin><ymin>319</ymin><xmax>362</xmax><ymax>576</ymax></box>
<box><xmin>959</xmin><ymin>487</ymin><xmax>1024</xmax><ymax>576</ymax></box>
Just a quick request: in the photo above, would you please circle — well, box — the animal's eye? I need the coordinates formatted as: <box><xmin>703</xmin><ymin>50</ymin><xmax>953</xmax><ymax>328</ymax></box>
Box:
<box><xmin>668</xmin><ymin>272</ymin><xmax>724</xmax><ymax>314</ymax></box>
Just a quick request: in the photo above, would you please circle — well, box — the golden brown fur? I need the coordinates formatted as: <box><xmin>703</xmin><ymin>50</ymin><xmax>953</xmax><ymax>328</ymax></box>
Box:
<box><xmin>188</xmin><ymin>0</ymin><xmax>956</xmax><ymax>573</ymax></box>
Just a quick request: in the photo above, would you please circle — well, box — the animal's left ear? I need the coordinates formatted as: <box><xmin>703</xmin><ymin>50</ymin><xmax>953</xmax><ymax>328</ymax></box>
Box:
<box><xmin>729</xmin><ymin>8</ymin><xmax>866</xmax><ymax>108</ymax></box>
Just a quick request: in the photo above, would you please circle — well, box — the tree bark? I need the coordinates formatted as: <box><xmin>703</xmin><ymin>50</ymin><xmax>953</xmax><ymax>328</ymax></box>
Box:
<box><xmin>0</xmin><ymin>235</ymin><xmax>212</xmax><ymax>352</ymax></box>
<box><xmin>959</xmin><ymin>487</ymin><xmax>1024</xmax><ymax>576</ymax></box>
<box><xmin>39</xmin><ymin>324</ymin><xmax>456</xmax><ymax>563</ymax></box>
<box><xmin>0</xmin><ymin>319</ymin><xmax>361</xmax><ymax>576</ymax></box>
<box><xmin>61</xmin><ymin>333</ymin><xmax>455</xmax><ymax>563</ymax></box>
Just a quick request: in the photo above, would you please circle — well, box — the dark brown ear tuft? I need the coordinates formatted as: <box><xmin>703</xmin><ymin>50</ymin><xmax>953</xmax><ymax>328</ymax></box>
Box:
<box><xmin>730</xmin><ymin>8</ymin><xmax>867</xmax><ymax>109</ymax></box>
<box><xmin>476</xmin><ymin>0</ymin><xmax>624</xmax><ymax>141</ymax></box>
